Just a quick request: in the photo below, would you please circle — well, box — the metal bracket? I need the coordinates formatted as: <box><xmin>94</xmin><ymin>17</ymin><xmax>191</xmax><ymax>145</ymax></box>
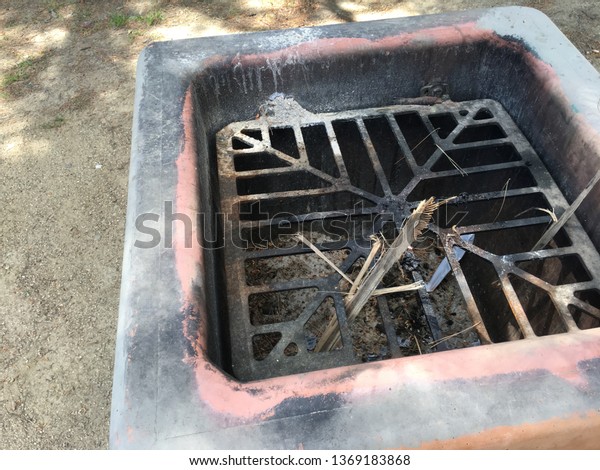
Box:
<box><xmin>420</xmin><ymin>82</ymin><xmax>450</xmax><ymax>100</ymax></box>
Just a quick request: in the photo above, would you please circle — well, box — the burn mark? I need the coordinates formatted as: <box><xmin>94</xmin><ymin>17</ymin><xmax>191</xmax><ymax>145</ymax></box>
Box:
<box><xmin>274</xmin><ymin>392</ymin><xmax>346</xmax><ymax>418</ymax></box>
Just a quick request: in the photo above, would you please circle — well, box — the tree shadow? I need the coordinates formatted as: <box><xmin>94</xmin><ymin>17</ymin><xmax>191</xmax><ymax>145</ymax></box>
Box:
<box><xmin>323</xmin><ymin>0</ymin><xmax>354</xmax><ymax>22</ymax></box>
<box><xmin>158</xmin><ymin>0</ymin><xmax>357</xmax><ymax>31</ymax></box>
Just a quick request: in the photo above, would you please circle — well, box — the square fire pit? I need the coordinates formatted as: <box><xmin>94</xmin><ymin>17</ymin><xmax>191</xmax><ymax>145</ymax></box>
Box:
<box><xmin>111</xmin><ymin>7</ymin><xmax>600</xmax><ymax>449</ymax></box>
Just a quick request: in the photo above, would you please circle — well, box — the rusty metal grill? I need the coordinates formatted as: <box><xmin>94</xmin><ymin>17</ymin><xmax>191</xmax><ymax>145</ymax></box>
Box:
<box><xmin>217</xmin><ymin>97</ymin><xmax>600</xmax><ymax>381</ymax></box>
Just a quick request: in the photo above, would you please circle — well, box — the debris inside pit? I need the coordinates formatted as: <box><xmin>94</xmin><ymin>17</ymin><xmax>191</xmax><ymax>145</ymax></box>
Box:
<box><xmin>246</xmin><ymin>229</ymin><xmax>480</xmax><ymax>362</ymax></box>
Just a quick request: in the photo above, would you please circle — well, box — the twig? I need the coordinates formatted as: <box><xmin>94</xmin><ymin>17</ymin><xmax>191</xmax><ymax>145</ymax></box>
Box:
<box><xmin>514</xmin><ymin>207</ymin><xmax>558</xmax><ymax>222</ymax></box>
<box><xmin>315</xmin><ymin>198</ymin><xmax>443</xmax><ymax>352</ymax></box>
<box><xmin>411</xmin><ymin>128</ymin><xmax>440</xmax><ymax>152</ymax></box>
<box><xmin>347</xmin><ymin>238</ymin><xmax>382</xmax><ymax>297</ymax></box>
<box><xmin>296</xmin><ymin>234</ymin><xmax>354</xmax><ymax>284</ymax></box>
<box><xmin>435</xmin><ymin>144</ymin><xmax>468</xmax><ymax>176</ymax></box>
<box><xmin>532</xmin><ymin>168</ymin><xmax>600</xmax><ymax>250</ymax></box>
<box><xmin>492</xmin><ymin>178</ymin><xmax>510</xmax><ymax>223</ymax></box>
<box><xmin>392</xmin><ymin>155</ymin><xmax>408</xmax><ymax>168</ymax></box>
<box><xmin>429</xmin><ymin>321</ymin><xmax>482</xmax><ymax>348</ymax></box>
<box><xmin>371</xmin><ymin>282</ymin><xmax>425</xmax><ymax>296</ymax></box>
<box><xmin>414</xmin><ymin>335</ymin><xmax>422</xmax><ymax>355</ymax></box>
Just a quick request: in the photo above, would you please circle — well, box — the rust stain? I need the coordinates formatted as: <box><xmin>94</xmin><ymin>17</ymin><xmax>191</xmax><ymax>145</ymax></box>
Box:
<box><xmin>191</xmin><ymin>359</ymin><xmax>353</xmax><ymax>421</ymax></box>
<box><xmin>127</xmin><ymin>324</ymin><xmax>138</xmax><ymax>338</ymax></box>
<box><xmin>177</xmin><ymin>88</ymin><xmax>206</xmax><ymax>359</ymax></box>
<box><xmin>198</xmin><ymin>21</ymin><xmax>486</xmax><ymax>75</ymax></box>
<box><xmin>188</xmin><ymin>329</ymin><xmax>600</xmax><ymax>422</ymax></box>
<box><xmin>415</xmin><ymin>410</ymin><xmax>600</xmax><ymax>449</ymax></box>
<box><xmin>175</xmin><ymin>89</ymin><xmax>201</xmax><ymax>305</ymax></box>
<box><xmin>236</xmin><ymin>22</ymin><xmax>484</xmax><ymax>67</ymax></box>
<box><xmin>127</xmin><ymin>425</ymin><xmax>135</xmax><ymax>443</ymax></box>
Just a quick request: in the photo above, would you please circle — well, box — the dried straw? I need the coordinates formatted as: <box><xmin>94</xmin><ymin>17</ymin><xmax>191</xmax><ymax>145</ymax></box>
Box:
<box><xmin>315</xmin><ymin>197</ymin><xmax>443</xmax><ymax>352</ymax></box>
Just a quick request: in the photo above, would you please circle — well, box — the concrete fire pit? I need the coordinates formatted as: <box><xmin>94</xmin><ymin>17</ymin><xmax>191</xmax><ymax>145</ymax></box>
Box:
<box><xmin>111</xmin><ymin>7</ymin><xmax>600</xmax><ymax>448</ymax></box>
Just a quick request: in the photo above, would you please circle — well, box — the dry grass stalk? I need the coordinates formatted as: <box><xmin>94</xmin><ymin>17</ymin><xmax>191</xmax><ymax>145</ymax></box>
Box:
<box><xmin>492</xmin><ymin>178</ymin><xmax>511</xmax><ymax>223</ymax></box>
<box><xmin>435</xmin><ymin>144</ymin><xmax>468</xmax><ymax>176</ymax></box>
<box><xmin>515</xmin><ymin>207</ymin><xmax>558</xmax><ymax>222</ymax></box>
<box><xmin>347</xmin><ymin>237</ymin><xmax>382</xmax><ymax>297</ymax></box>
<box><xmin>296</xmin><ymin>234</ymin><xmax>353</xmax><ymax>284</ymax></box>
<box><xmin>394</xmin><ymin>127</ymin><xmax>440</xmax><ymax>169</ymax></box>
<box><xmin>411</xmin><ymin>127</ymin><xmax>440</xmax><ymax>152</ymax></box>
<box><xmin>371</xmin><ymin>282</ymin><xmax>425</xmax><ymax>296</ymax></box>
<box><xmin>533</xmin><ymin>168</ymin><xmax>600</xmax><ymax>250</ymax></box>
<box><xmin>429</xmin><ymin>321</ymin><xmax>482</xmax><ymax>348</ymax></box>
<box><xmin>414</xmin><ymin>335</ymin><xmax>422</xmax><ymax>355</ymax></box>
<box><xmin>314</xmin><ymin>197</ymin><xmax>443</xmax><ymax>352</ymax></box>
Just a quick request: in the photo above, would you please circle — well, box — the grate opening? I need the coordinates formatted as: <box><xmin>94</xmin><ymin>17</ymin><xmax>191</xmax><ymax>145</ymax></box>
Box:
<box><xmin>428</xmin><ymin>113</ymin><xmax>458</xmax><ymax>139</ymax></box>
<box><xmin>414</xmin><ymin>239</ymin><xmax>477</xmax><ymax>347</ymax></box>
<box><xmin>245</xmin><ymin>249</ymin><xmax>350</xmax><ymax>285</ymax></box>
<box><xmin>407</xmin><ymin>167</ymin><xmax>536</xmax><ymax>201</ymax></box>
<box><xmin>252</xmin><ymin>332</ymin><xmax>282</xmax><ymax>361</ymax></box>
<box><xmin>302</xmin><ymin>125</ymin><xmax>340</xmax><ymax>178</ymax></box>
<box><xmin>468</xmin><ymin>225</ymin><xmax>571</xmax><ymax>256</ymax></box>
<box><xmin>305</xmin><ymin>297</ymin><xmax>342</xmax><ymax>352</ymax></box>
<box><xmin>240</xmin><ymin>215</ymin><xmax>377</xmax><ymax>250</ymax></box>
<box><xmin>433</xmin><ymin>192</ymin><xmax>550</xmax><ymax>228</ymax></box>
<box><xmin>333</xmin><ymin>119</ymin><xmax>384</xmax><ymax>196</ymax></box>
<box><xmin>284</xmin><ymin>342</ymin><xmax>299</xmax><ymax>356</ymax></box>
<box><xmin>454</xmin><ymin>123</ymin><xmax>507</xmax><ymax>143</ymax></box>
<box><xmin>473</xmin><ymin>108</ymin><xmax>494</xmax><ymax>120</ymax></box>
<box><xmin>430</xmin><ymin>143</ymin><xmax>521</xmax><ymax>171</ymax></box>
<box><xmin>236</xmin><ymin>170</ymin><xmax>330</xmax><ymax>195</ymax></box>
<box><xmin>270</xmin><ymin>127</ymin><xmax>300</xmax><ymax>158</ymax></box>
<box><xmin>570</xmin><ymin>290</ymin><xmax>600</xmax><ymax>330</ymax></box>
<box><xmin>509</xmin><ymin>275</ymin><xmax>567</xmax><ymax>336</ymax></box>
<box><xmin>237</xmin><ymin>191</ymin><xmax>375</xmax><ymax>221</ymax></box>
<box><xmin>394</xmin><ymin>112</ymin><xmax>436</xmax><ymax>165</ymax></box>
<box><xmin>515</xmin><ymin>255</ymin><xmax>591</xmax><ymax>286</ymax></box>
<box><xmin>387</xmin><ymin>291</ymin><xmax>430</xmax><ymax>354</ymax></box>
<box><xmin>364</xmin><ymin>116</ymin><xmax>414</xmax><ymax>194</ymax></box>
<box><xmin>249</xmin><ymin>288</ymin><xmax>319</xmax><ymax>325</ymax></box>
<box><xmin>217</xmin><ymin>98</ymin><xmax>600</xmax><ymax>381</ymax></box>
<box><xmin>232</xmin><ymin>137</ymin><xmax>254</xmax><ymax>149</ymax></box>
<box><xmin>350</xmin><ymin>298</ymin><xmax>389</xmax><ymax>361</ymax></box>
<box><xmin>234</xmin><ymin>152</ymin><xmax>291</xmax><ymax>171</ymax></box>
<box><xmin>569</xmin><ymin>305</ymin><xmax>600</xmax><ymax>330</ymax></box>
<box><xmin>461</xmin><ymin>253</ymin><xmax>524</xmax><ymax>342</ymax></box>
<box><xmin>241</xmin><ymin>128</ymin><xmax>262</xmax><ymax>140</ymax></box>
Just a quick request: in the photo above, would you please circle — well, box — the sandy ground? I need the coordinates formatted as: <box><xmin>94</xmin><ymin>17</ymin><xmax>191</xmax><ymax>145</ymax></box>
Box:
<box><xmin>1</xmin><ymin>0</ymin><xmax>599</xmax><ymax>450</ymax></box>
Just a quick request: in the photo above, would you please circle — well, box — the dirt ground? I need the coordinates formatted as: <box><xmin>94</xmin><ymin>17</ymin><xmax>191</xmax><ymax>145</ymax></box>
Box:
<box><xmin>1</xmin><ymin>0</ymin><xmax>599</xmax><ymax>450</ymax></box>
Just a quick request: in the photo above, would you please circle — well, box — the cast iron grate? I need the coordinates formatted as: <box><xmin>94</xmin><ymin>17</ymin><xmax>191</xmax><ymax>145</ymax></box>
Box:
<box><xmin>216</xmin><ymin>97</ymin><xmax>600</xmax><ymax>381</ymax></box>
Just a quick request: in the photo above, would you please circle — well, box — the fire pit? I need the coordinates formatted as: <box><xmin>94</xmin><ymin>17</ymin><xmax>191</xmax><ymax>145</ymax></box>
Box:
<box><xmin>111</xmin><ymin>7</ymin><xmax>600</xmax><ymax>448</ymax></box>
